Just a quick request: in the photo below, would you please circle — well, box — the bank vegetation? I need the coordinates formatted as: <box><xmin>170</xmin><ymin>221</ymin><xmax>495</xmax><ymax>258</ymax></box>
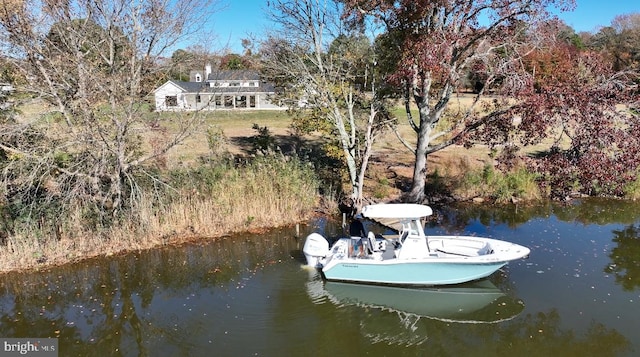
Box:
<box><xmin>1</xmin><ymin>150</ymin><xmax>319</xmax><ymax>273</ymax></box>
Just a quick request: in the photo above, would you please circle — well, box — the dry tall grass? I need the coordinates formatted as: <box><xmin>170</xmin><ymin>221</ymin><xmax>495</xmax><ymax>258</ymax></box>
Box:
<box><xmin>0</xmin><ymin>155</ymin><xmax>318</xmax><ymax>274</ymax></box>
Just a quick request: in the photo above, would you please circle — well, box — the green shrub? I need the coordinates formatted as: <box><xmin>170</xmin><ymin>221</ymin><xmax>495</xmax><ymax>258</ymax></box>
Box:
<box><xmin>623</xmin><ymin>174</ymin><xmax>640</xmax><ymax>200</ymax></box>
<box><xmin>458</xmin><ymin>164</ymin><xmax>540</xmax><ymax>203</ymax></box>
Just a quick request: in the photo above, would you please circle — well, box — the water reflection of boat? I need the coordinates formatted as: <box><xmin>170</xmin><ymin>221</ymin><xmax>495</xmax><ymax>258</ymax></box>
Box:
<box><xmin>307</xmin><ymin>275</ymin><xmax>524</xmax><ymax>324</ymax></box>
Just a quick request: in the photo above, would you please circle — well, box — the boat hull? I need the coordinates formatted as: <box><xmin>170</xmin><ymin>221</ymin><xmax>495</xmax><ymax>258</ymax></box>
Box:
<box><xmin>322</xmin><ymin>259</ymin><xmax>508</xmax><ymax>286</ymax></box>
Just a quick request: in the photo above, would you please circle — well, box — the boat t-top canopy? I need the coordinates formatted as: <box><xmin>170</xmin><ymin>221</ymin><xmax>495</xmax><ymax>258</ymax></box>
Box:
<box><xmin>361</xmin><ymin>204</ymin><xmax>433</xmax><ymax>219</ymax></box>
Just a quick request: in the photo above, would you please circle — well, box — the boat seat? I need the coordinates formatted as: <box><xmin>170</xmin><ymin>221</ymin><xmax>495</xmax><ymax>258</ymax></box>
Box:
<box><xmin>400</xmin><ymin>230</ymin><xmax>408</xmax><ymax>242</ymax></box>
<box><xmin>366</xmin><ymin>232</ymin><xmax>388</xmax><ymax>252</ymax></box>
<box><xmin>433</xmin><ymin>241</ymin><xmax>493</xmax><ymax>257</ymax></box>
<box><xmin>367</xmin><ymin>232</ymin><xmax>376</xmax><ymax>251</ymax></box>
<box><xmin>365</xmin><ymin>232</ymin><xmax>392</xmax><ymax>260</ymax></box>
<box><xmin>435</xmin><ymin>247</ymin><xmax>475</xmax><ymax>257</ymax></box>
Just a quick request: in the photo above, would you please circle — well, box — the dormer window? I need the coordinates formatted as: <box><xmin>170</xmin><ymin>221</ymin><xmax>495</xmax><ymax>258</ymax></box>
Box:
<box><xmin>195</xmin><ymin>74</ymin><xmax>202</xmax><ymax>82</ymax></box>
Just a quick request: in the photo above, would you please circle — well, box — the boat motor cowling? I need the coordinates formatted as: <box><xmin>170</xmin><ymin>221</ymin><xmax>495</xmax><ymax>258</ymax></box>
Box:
<box><xmin>303</xmin><ymin>233</ymin><xmax>330</xmax><ymax>267</ymax></box>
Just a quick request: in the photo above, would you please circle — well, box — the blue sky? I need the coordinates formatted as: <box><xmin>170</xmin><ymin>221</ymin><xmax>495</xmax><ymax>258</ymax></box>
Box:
<box><xmin>209</xmin><ymin>0</ymin><xmax>640</xmax><ymax>54</ymax></box>
<box><xmin>556</xmin><ymin>0</ymin><xmax>639</xmax><ymax>32</ymax></box>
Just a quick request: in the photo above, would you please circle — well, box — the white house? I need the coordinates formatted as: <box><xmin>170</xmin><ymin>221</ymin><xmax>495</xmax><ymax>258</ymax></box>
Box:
<box><xmin>153</xmin><ymin>65</ymin><xmax>285</xmax><ymax>111</ymax></box>
<box><xmin>0</xmin><ymin>82</ymin><xmax>14</xmax><ymax>111</ymax></box>
<box><xmin>0</xmin><ymin>83</ymin><xmax>14</xmax><ymax>92</ymax></box>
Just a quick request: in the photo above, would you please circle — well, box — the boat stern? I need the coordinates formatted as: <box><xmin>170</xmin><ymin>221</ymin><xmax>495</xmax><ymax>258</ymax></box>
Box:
<box><xmin>303</xmin><ymin>233</ymin><xmax>330</xmax><ymax>268</ymax></box>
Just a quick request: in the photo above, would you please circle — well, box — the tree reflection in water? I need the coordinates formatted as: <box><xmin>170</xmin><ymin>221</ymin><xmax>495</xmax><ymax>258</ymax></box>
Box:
<box><xmin>606</xmin><ymin>225</ymin><xmax>640</xmax><ymax>291</ymax></box>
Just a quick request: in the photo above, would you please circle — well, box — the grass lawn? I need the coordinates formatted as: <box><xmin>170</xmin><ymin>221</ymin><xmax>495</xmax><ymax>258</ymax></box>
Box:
<box><xmin>162</xmin><ymin>110</ymin><xmax>301</xmax><ymax>165</ymax></box>
<box><xmin>157</xmin><ymin>104</ymin><xmax>497</xmax><ymax>200</ymax></box>
<box><xmin>14</xmin><ymin>95</ymin><xmax>519</xmax><ymax>198</ymax></box>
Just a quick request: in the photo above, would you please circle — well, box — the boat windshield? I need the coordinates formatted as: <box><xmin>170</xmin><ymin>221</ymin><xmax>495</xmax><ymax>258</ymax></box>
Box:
<box><xmin>399</xmin><ymin>219</ymin><xmax>424</xmax><ymax>241</ymax></box>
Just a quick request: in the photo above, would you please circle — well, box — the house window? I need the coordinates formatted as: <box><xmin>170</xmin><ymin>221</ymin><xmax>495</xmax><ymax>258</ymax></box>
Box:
<box><xmin>165</xmin><ymin>96</ymin><xmax>177</xmax><ymax>107</ymax></box>
<box><xmin>249</xmin><ymin>96</ymin><xmax>256</xmax><ymax>108</ymax></box>
<box><xmin>196</xmin><ymin>95</ymin><xmax>201</xmax><ymax>103</ymax></box>
<box><xmin>224</xmin><ymin>95</ymin><xmax>233</xmax><ymax>107</ymax></box>
<box><xmin>250</xmin><ymin>82</ymin><xmax>257</xmax><ymax>87</ymax></box>
<box><xmin>215</xmin><ymin>95</ymin><xmax>222</xmax><ymax>106</ymax></box>
<box><xmin>236</xmin><ymin>95</ymin><xmax>247</xmax><ymax>108</ymax></box>
<box><xmin>230</xmin><ymin>82</ymin><xmax>240</xmax><ymax>87</ymax></box>
<box><xmin>195</xmin><ymin>74</ymin><xmax>202</xmax><ymax>82</ymax></box>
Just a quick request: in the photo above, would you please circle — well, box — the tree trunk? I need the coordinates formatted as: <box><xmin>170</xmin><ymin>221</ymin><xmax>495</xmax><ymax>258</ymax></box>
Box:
<box><xmin>408</xmin><ymin>112</ymin><xmax>432</xmax><ymax>203</ymax></box>
<box><xmin>332</xmin><ymin>105</ymin><xmax>360</xmax><ymax>203</ymax></box>
<box><xmin>354</xmin><ymin>114</ymin><xmax>375</xmax><ymax>210</ymax></box>
<box><xmin>408</xmin><ymin>81</ymin><xmax>433</xmax><ymax>203</ymax></box>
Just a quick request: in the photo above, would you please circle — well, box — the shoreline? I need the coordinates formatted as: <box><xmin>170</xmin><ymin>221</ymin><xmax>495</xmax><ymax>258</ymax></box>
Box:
<box><xmin>0</xmin><ymin>211</ymin><xmax>321</xmax><ymax>276</ymax></box>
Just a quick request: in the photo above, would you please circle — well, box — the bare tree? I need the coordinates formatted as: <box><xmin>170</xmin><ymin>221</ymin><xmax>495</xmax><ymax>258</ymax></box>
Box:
<box><xmin>606</xmin><ymin>13</ymin><xmax>640</xmax><ymax>72</ymax></box>
<box><xmin>0</xmin><ymin>0</ymin><xmax>219</xmax><ymax>226</ymax></box>
<box><xmin>260</xmin><ymin>0</ymin><xmax>388</xmax><ymax>211</ymax></box>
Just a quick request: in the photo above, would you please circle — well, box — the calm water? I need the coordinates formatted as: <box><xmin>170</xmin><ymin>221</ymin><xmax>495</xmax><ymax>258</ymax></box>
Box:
<box><xmin>1</xmin><ymin>199</ymin><xmax>640</xmax><ymax>356</ymax></box>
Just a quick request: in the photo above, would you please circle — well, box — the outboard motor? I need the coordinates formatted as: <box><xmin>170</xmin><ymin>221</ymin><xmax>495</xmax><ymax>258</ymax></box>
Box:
<box><xmin>303</xmin><ymin>233</ymin><xmax>330</xmax><ymax>268</ymax></box>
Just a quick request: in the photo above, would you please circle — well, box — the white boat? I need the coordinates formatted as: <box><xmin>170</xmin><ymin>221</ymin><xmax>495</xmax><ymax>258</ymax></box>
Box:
<box><xmin>303</xmin><ymin>203</ymin><xmax>530</xmax><ymax>286</ymax></box>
